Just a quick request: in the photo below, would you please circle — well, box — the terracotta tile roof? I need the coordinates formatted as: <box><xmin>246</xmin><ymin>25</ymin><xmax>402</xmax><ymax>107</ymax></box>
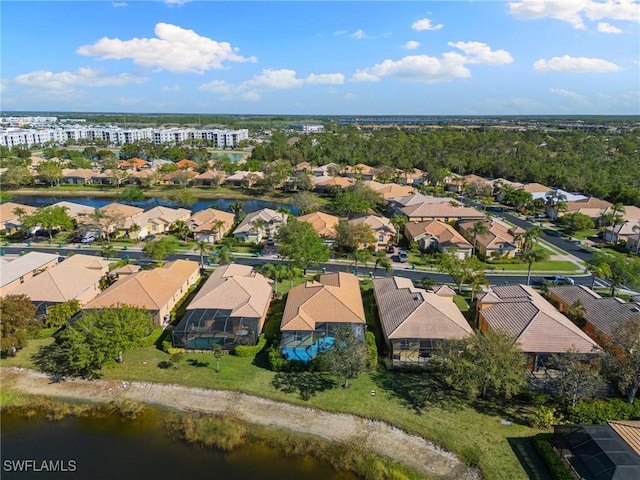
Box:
<box><xmin>84</xmin><ymin>260</ymin><xmax>199</xmax><ymax>311</ymax></box>
<box><xmin>431</xmin><ymin>285</ymin><xmax>457</xmax><ymax>298</ymax></box>
<box><xmin>404</xmin><ymin>220</ymin><xmax>472</xmax><ymax>249</ymax></box>
<box><xmin>373</xmin><ymin>277</ymin><xmax>472</xmax><ymax>341</ymax></box>
<box><xmin>281</xmin><ymin>272</ymin><xmax>365</xmax><ymax>331</ymax></box>
<box><xmin>0</xmin><ymin>202</ymin><xmax>38</xmax><ymax>224</ymax></box>
<box><xmin>522</xmin><ymin>183</ymin><xmax>552</xmax><ymax>194</ymax></box>
<box><xmin>188</xmin><ymin>208</ymin><xmax>235</xmax><ymax>234</ymax></box>
<box><xmin>162</xmin><ymin>169</ymin><xmax>196</xmax><ymax>181</ymax></box>
<box><xmin>9</xmin><ymin>254</ymin><xmax>108</xmax><ymax>304</ymax></box>
<box><xmin>463</xmin><ymin>174</ymin><xmax>492</xmax><ymax>185</ymax></box>
<box><xmin>114</xmin><ymin>264</ymin><xmax>141</xmax><ymax>275</ymax></box>
<box><xmin>402</xmin><ymin>202</ymin><xmax>486</xmax><ymax>220</ymax></box>
<box><xmin>316</xmin><ymin>176</ymin><xmax>355</xmax><ymax>188</ymax></box>
<box><xmin>389</xmin><ymin>193</ymin><xmax>457</xmax><ymax>208</ymax></box>
<box><xmin>459</xmin><ymin>218</ymin><xmax>525</xmax><ymax>251</ymax></box>
<box><xmin>225</xmin><ymin>170</ymin><xmax>264</xmax><ymax>182</ymax></box>
<box><xmin>344</xmin><ymin>163</ymin><xmax>376</xmax><ymax>175</ymax></box>
<box><xmin>119</xmin><ymin>158</ymin><xmax>149</xmax><ymax>169</ymax></box>
<box><xmin>297</xmin><ymin>212</ymin><xmax>339</xmax><ymax>238</ymax></box>
<box><xmin>479</xmin><ymin>285</ymin><xmax>599</xmax><ymax>354</ymax></box>
<box><xmin>0</xmin><ymin>252</ymin><xmax>59</xmax><ymax>288</ymax></box>
<box><xmin>186</xmin><ymin>264</ymin><xmax>272</xmax><ymax>318</ymax></box>
<box><xmin>50</xmin><ymin>201</ymin><xmax>93</xmax><ymax>218</ymax></box>
<box><xmin>566</xmin><ymin>197</ymin><xmax>613</xmax><ymax>211</ymax></box>
<box><xmin>609</xmin><ymin>421</ymin><xmax>640</xmax><ymax>456</ymax></box>
<box><xmin>548</xmin><ymin>285</ymin><xmax>640</xmax><ymax>338</ymax></box>
<box><xmin>100</xmin><ymin>203</ymin><xmax>144</xmax><ymax>218</ymax></box>
<box><xmin>194</xmin><ymin>170</ymin><xmax>226</xmax><ymax>180</ymax></box>
<box><xmin>124</xmin><ymin>206</ymin><xmax>191</xmax><ymax>230</ymax></box>
<box><xmin>366</xmin><ymin>182</ymin><xmax>415</xmax><ymax>199</ymax></box>
<box><xmin>61</xmin><ymin>168</ymin><xmax>97</xmax><ymax>180</ymax></box>
<box><xmin>176</xmin><ymin>159</ymin><xmax>197</xmax><ymax>169</ymax></box>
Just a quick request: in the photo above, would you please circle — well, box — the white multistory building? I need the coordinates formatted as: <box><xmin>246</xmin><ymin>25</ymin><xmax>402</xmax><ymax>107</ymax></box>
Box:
<box><xmin>0</xmin><ymin>125</ymin><xmax>249</xmax><ymax>149</ymax></box>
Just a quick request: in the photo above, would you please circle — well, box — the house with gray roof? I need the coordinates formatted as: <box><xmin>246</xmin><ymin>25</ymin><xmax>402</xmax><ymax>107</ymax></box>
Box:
<box><xmin>233</xmin><ymin>208</ymin><xmax>287</xmax><ymax>243</ymax></box>
<box><xmin>0</xmin><ymin>252</ymin><xmax>59</xmax><ymax>296</ymax></box>
<box><xmin>477</xmin><ymin>284</ymin><xmax>599</xmax><ymax>370</ymax></box>
<box><xmin>373</xmin><ymin>276</ymin><xmax>473</xmax><ymax>365</ymax></box>
<box><xmin>547</xmin><ymin>285</ymin><xmax>640</xmax><ymax>345</ymax></box>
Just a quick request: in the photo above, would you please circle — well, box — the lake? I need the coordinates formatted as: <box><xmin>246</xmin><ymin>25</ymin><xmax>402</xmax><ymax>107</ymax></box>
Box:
<box><xmin>1</xmin><ymin>411</ymin><xmax>357</xmax><ymax>480</ymax></box>
<box><xmin>11</xmin><ymin>195</ymin><xmax>299</xmax><ymax>215</ymax></box>
<box><xmin>210</xmin><ymin>151</ymin><xmax>249</xmax><ymax>163</ymax></box>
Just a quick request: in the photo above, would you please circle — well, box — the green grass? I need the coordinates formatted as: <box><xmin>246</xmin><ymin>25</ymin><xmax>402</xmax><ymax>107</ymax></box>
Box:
<box><xmin>453</xmin><ymin>295</ymin><xmax>470</xmax><ymax>312</ymax></box>
<box><xmin>486</xmin><ymin>260</ymin><xmax>579</xmax><ymax>272</ymax></box>
<box><xmin>572</xmin><ymin>229</ymin><xmax>599</xmax><ymax>241</ymax></box>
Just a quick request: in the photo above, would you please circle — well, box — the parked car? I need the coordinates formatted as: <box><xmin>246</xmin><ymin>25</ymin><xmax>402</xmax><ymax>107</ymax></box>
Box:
<box><xmin>386</xmin><ymin>245</ymin><xmax>395</xmax><ymax>254</ymax></box>
<box><xmin>398</xmin><ymin>250</ymin><xmax>409</xmax><ymax>263</ymax></box>
<box><xmin>144</xmin><ymin>235</ymin><xmax>156</xmax><ymax>241</ymax></box>
<box><xmin>81</xmin><ymin>233</ymin><xmax>98</xmax><ymax>244</ymax></box>
<box><xmin>543</xmin><ymin>275</ymin><xmax>575</xmax><ymax>285</ymax></box>
<box><xmin>266</xmin><ymin>237</ymin><xmax>275</xmax><ymax>246</ymax></box>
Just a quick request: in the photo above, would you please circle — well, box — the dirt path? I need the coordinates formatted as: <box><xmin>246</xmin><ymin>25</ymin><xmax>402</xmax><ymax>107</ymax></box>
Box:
<box><xmin>2</xmin><ymin>368</ymin><xmax>479</xmax><ymax>480</ymax></box>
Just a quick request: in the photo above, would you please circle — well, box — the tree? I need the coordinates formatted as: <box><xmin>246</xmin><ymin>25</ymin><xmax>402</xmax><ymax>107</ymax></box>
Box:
<box><xmin>544</xmin><ymin>190</ymin><xmax>568</xmax><ymax>220</ymax></box>
<box><xmin>46</xmin><ymin>299</ymin><xmax>81</xmax><ymax>329</ymax></box>
<box><xmin>587</xmin><ymin>251</ymin><xmax>640</xmax><ymax>297</ymax></box>
<box><xmin>88</xmin><ymin>208</ymin><xmax>125</xmax><ymax>244</ymax></box>
<box><xmin>431</xmin><ymin>330</ymin><xmax>527</xmax><ymax>400</ymax></box>
<box><xmin>437</xmin><ymin>253</ymin><xmax>484</xmax><ymax>294</ymax></box>
<box><xmin>163</xmin><ymin>189</ymin><xmax>196</xmax><ymax>207</ymax></box>
<box><xmin>469</xmin><ymin>273</ymin><xmax>489</xmax><ymax>302</ymax></box>
<box><xmin>117</xmin><ymin>186</ymin><xmax>145</xmax><ymax>203</ymax></box>
<box><xmin>228</xmin><ymin>200</ymin><xmax>244</xmax><ymax>223</ymax></box>
<box><xmin>1</xmin><ymin>166</ymin><xmax>34</xmax><ymax>188</ymax></box>
<box><xmin>561</xmin><ymin>212</ymin><xmax>595</xmax><ymax>235</ymax></box>
<box><xmin>169</xmin><ymin>220</ymin><xmax>192</xmax><ymax>242</ymax></box>
<box><xmin>521</xmin><ymin>247</ymin><xmax>550</xmax><ymax>286</ymax></box>
<box><xmin>143</xmin><ymin>237</ymin><xmax>180</xmax><ymax>264</ymax></box>
<box><xmin>194</xmin><ymin>240</ymin><xmax>214</xmax><ymax>269</ymax></box>
<box><xmin>260</xmin><ymin>263</ymin><xmax>288</xmax><ymax>294</ymax></box>
<box><xmin>603</xmin><ymin>319</ymin><xmax>640</xmax><ymax>404</ymax></box>
<box><xmin>585</xmin><ymin>255</ymin><xmax>612</xmax><ymax>289</ymax></box>
<box><xmin>34</xmin><ymin>306</ymin><xmax>154</xmax><ymax>378</ymax></box>
<box><xmin>331</xmin><ymin>189</ymin><xmax>376</xmax><ymax>217</ymax></box>
<box><xmin>374</xmin><ymin>251</ymin><xmax>392</xmax><ymax>277</ymax></box>
<box><xmin>318</xmin><ymin>325</ymin><xmax>368</xmax><ymax>388</ymax></box>
<box><xmin>470</xmin><ymin>220</ymin><xmax>489</xmax><ymax>257</ymax></box>
<box><xmin>334</xmin><ymin>220</ymin><xmax>376</xmax><ymax>254</ymax></box>
<box><xmin>290</xmin><ymin>191</ymin><xmax>321</xmax><ymax>215</ymax></box>
<box><xmin>100</xmin><ymin>244</ymin><xmax>115</xmax><ymax>259</ymax></box>
<box><xmin>213</xmin><ymin>245</ymin><xmax>233</xmax><ymax>265</ymax></box>
<box><xmin>0</xmin><ymin>294</ymin><xmax>37</xmax><ymax>355</ymax></box>
<box><xmin>36</xmin><ymin>160</ymin><xmax>63</xmax><ymax>187</ymax></box>
<box><xmin>522</xmin><ymin>226</ymin><xmax>543</xmax><ymax>254</ymax></box>
<box><xmin>277</xmin><ymin>219</ymin><xmax>330</xmax><ymax>275</ymax></box>
<box><xmin>22</xmin><ymin>205</ymin><xmax>74</xmax><ymax>243</ymax></box>
<box><xmin>283</xmin><ymin>264</ymin><xmax>303</xmax><ymax>289</ymax></box>
<box><xmin>212</xmin><ymin>344</ymin><xmax>224</xmax><ymax>373</ymax></box>
<box><xmin>548</xmin><ymin>352</ymin><xmax>606</xmax><ymax>407</ymax></box>
<box><xmin>353</xmin><ymin>248</ymin><xmax>372</xmax><ymax>276</ymax></box>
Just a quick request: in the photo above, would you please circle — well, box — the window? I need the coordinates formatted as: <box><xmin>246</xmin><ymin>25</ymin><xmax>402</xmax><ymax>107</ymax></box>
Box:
<box><xmin>294</xmin><ymin>332</ymin><xmax>303</xmax><ymax>342</ymax></box>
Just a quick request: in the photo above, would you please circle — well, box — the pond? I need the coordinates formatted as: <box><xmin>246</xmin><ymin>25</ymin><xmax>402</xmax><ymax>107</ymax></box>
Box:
<box><xmin>1</xmin><ymin>410</ymin><xmax>357</xmax><ymax>480</ymax></box>
<box><xmin>10</xmin><ymin>195</ymin><xmax>299</xmax><ymax>215</ymax></box>
<box><xmin>209</xmin><ymin>151</ymin><xmax>249</xmax><ymax>163</ymax></box>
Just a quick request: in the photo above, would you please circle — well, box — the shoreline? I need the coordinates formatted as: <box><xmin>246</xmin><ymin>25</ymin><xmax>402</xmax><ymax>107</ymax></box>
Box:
<box><xmin>1</xmin><ymin>367</ymin><xmax>479</xmax><ymax>480</ymax></box>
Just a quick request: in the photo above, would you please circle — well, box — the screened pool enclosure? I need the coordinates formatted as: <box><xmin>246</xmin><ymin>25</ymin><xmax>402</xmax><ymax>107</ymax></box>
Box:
<box><xmin>173</xmin><ymin>308</ymin><xmax>260</xmax><ymax>351</ymax></box>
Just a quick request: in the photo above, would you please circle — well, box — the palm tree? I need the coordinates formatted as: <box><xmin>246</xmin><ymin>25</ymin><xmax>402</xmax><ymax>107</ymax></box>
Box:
<box><xmin>469</xmin><ymin>273</ymin><xmax>489</xmax><ymax>303</ymax></box>
<box><xmin>212</xmin><ymin>344</ymin><xmax>224</xmax><ymax>373</ymax></box>
<box><xmin>470</xmin><ymin>220</ymin><xmax>489</xmax><ymax>257</ymax></box>
<box><xmin>251</xmin><ymin>218</ymin><xmax>268</xmax><ymax>241</ymax></box>
<box><xmin>229</xmin><ymin>200</ymin><xmax>244</xmax><ymax>222</ymax></box>
<box><xmin>353</xmin><ymin>248</ymin><xmax>372</xmax><ymax>276</ymax></box>
<box><xmin>373</xmin><ymin>251</ymin><xmax>392</xmax><ymax>277</ymax></box>
<box><xmin>521</xmin><ymin>247</ymin><xmax>550</xmax><ymax>286</ymax></box>
<box><xmin>211</xmin><ymin>219</ymin><xmax>226</xmax><ymax>242</ymax></box>
<box><xmin>632</xmin><ymin>222</ymin><xmax>640</xmax><ymax>255</ymax></box>
<box><xmin>100</xmin><ymin>244</ymin><xmax>115</xmax><ymax>259</ymax></box>
<box><xmin>214</xmin><ymin>245</ymin><xmax>233</xmax><ymax>265</ymax></box>
<box><xmin>260</xmin><ymin>263</ymin><xmax>288</xmax><ymax>294</ymax></box>
<box><xmin>568</xmin><ymin>300</ymin><xmax>587</xmax><ymax>326</ymax></box>
<box><xmin>522</xmin><ymin>226</ymin><xmax>543</xmax><ymax>254</ymax></box>
<box><xmin>169</xmin><ymin>220</ymin><xmax>191</xmax><ymax>242</ymax></box>
<box><xmin>284</xmin><ymin>264</ymin><xmax>303</xmax><ymax>289</ymax></box>
<box><xmin>611</xmin><ymin>203</ymin><xmax>626</xmax><ymax>224</ymax></box>
<box><xmin>585</xmin><ymin>260</ymin><xmax>612</xmax><ymax>289</ymax></box>
<box><xmin>128</xmin><ymin>223</ymin><xmax>140</xmax><ymax>240</ymax></box>
<box><xmin>545</xmin><ymin>190</ymin><xmax>567</xmax><ymax>220</ymax></box>
<box><xmin>194</xmin><ymin>240</ymin><xmax>214</xmax><ymax>269</ymax></box>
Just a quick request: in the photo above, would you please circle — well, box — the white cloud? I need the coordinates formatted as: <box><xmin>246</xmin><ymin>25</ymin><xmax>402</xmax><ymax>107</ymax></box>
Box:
<box><xmin>350</xmin><ymin>29</ymin><xmax>367</xmax><ymax>39</ymax></box>
<box><xmin>508</xmin><ymin>0</ymin><xmax>640</xmax><ymax>29</ymax></box>
<box><xmin>597</xmin><ymin>21</ymin><xmax>623</xmax><ymax>33</ymax></box>
<box><xmin>306</xmin><ymin>73</ymin><xmax>345</xmax><ymax>84</ymax></box>
<box><xmin>162</xmin><ymin>84</ymin><xmax>181</xmax><ymax>92</ymax></box>
<box><xmin>77</xmin><ymin>23</ymin><xmax>257</xmax><ymax>74</ymax></box>
<box><xmin>13</xmin><ymin>67</ymin><xmax>147</xmax><ymax>90</ymax></box>
<box><xmin>448</xmin><ymin>41</ymin><xmax>514</xmax><ymax>65</ymax></box>
<box><xmin>534</xmin><ymin>55</ymin><xmax>622</xmax><ymax>73</ymax></box>
<box><xmin>333</xmin><ymin>30</ymin><xmax>348</xmax><ymax>36</ymax></box>
<box><xmin>412</xmin><ymin>18</ymin><xmax>444</xmax><ymax>31</ymax></box>
<box><xmin>549</xmin><ymin>87</ymin><xmax>588</xmax><ymax>102</ymax></box>
<box><xmin>199</xmin><ymin>68</ymin><xmax>344</xmax><ymax>101</ymax></box>
<box><xmin>404</xmin><ymin>41</ymin><xmax>420</xmax><ymax>50</ymax></box>
<box><xmin>112</xmin><ymin>2</ymin><xmax>127</xmax><ymax>7</ymax></box>
<box><xmin>352</xmin><ymin>42</ymin><xmax>513</xmax><ymax>83</ymax></box>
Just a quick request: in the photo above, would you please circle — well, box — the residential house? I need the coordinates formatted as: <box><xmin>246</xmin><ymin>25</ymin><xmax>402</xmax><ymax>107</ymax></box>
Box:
<box><xmin>522</xmin><ymin>183</ymin><xmax>553</xmax><ymax>200</ymax></box>
<box><xmin>162</xmin><ymin>169</ymin><xmax>196</xmax><ymax>186</ymax></box>
<box><xmin>84</xmin><ymin>203</ymin><xmax>144</xmax><ymax>238</ymax></box>
<box><xmin>349</xmin><ymin>215</ymin><xmax>397</xmax><ymax>250</ymax></box>
<box><xmin>344</xmin><ymin>163</ymin><xmax>376</xmax><ymax>180</ymax></box>
<box><xmin>313</xmin><ymin>176</ymin><xmax>355</xmax><ymax>193</ymax></box>
<box><xmin>188</xmin><ymin>208</ymin><xmax>235</xmax><ymax>243</ymax></box>
<box><xmin>91</xmin><ymin>170</ymin><xmax>120</xmax><ymax>185</ymax></box>
<box><xmin>547</xmin><ymin>285</ymin><xmax>640</xmax><ymax>346</ymax></box>
<box><xmin>60</xmin><ymin>168</ymin><xmax>96</xmax><ymax>184</ymax></box>
<box><xmin>387</xmin><ymin>194</ymin><xmax>460</xmax><ymax>217</ymax></box>
<box><xmin>233</xmin><ymin>208</ymin><xmax>287</xmax><ymax>243</ymax></box>
<box><xmin>192</xmin><ymin>170</ymin><xmax>226</xmax><ymax>187</ymax></box>
<box><xmin>280</xmin><ymin>272</ymin><xmax>366</xmax><ymax>362</ymax></box>
<box><xmin>458</xmin><ymin>218</ymin><xmax>525</xmax><ymax>258</ymax></box>
<box><xmin>119</xmin><ymin>158</ymin><xmax>150</xmax><ymax>170</ymax></box>
<box><xmin>294</xmin><ymin>161</ymin><xmax>312</xmax><ymax>175</ymax></box>
<box><xmin>176</xmin><ymin>159</ymin><xmax>198</xmax><ymax>170</ymax></box>
<box><xmin>603</xmin><ymin>206</ymin><xmax>640</xmax><ymax>244</ymax></box>
<box><xmin>445</xmin><ymin>173</ymin><xmax>465</xmax><ymax>193</ymax></box>
<box><xmin>173</xmin><ymin>264</ymin><xmax>272</xmax><ymax>350</ymax></box>
<box><xmin>225</xmin><ymin>170</ymin><xmax>264</xmax><ymax>188</ymax></box>
<box><xmin>297</xmin><ymin>211</ymin><xmax>339</xmax><ymax>241</ymax></box>
<box><xmin>396</xmin><ymin>168</ymin><xmax>426</xmax><ymax>186</ymax></box>
<box><xmin>0</xmin><ymin>202</ymin><xmax>38</xmax><ymax>232</ymax></box>
<box><xmin>404</xmin><ymin>220</ymin><xmax>473</xmax><ymax>258</ymax></box>
<box><xmin>83</xmin><ymin>259</ymin><xmax>200</xmax><ymax>326</ymax></box>
<box><xmin>477</xmin><ymin>284</ymin><xmax>600</xmax><ymax>370</ymax></box>
<box><xmin>8</xmin><ymin>254</ymin><xmax>109</xmax><ymax>314</ymax></box>
<box><xmin>0</xmin><ymin>252</ymin><xmax>59</xmax><ymax>296</ymax></box>
<box><xmin>373</xmin><ymin>276</ymin><xmax>473</xmax><ymax>365</ymax></box>
<box><xmin>124</xmin><ymin>206</ymin><xmax>191</xmax><ymax>239</ymax></box>
<box><xmin>461</xmin><ymin>174</ymin><xmax>494</xmax><ymax>195</ymax></box>
<box><xmin>562</xmin><ymin>197</ymin><xmax>613</xmax><ymax>220</ymax></box>
<box><xmin>401</xmin><ymin>201</ymin><xmax>486</xmax><ymax>223</ymax></box>
<box><xmin>49</xmin><ymin>201</ymin><xmax>93</xmax><ymax>221</ymax></box>
<box><xmin>311</xmin><ymin>162</ymin><xmax>341</xmax><ymax>177</ymax></box>
<box><xmin>364</xmin><ymin>181</ymin><xmax>415</xmax><ymax>200</ymax></box>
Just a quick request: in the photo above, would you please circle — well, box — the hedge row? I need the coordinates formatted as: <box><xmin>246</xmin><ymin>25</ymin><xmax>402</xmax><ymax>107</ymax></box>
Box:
<box><xmin>234</xmin><ymin>334</ymin><xmax>267</xmax><ymax>357</ymax></box>
<box><xmin>138</xmin><ymin>326</ymin><xmax>165</xmax><ymax>348</ymax></box>
<box><xmin>565</xmin><ymin>398</ymin><xmax>640</xmax><ymax>424</ymax></box>
<box><xmin>532</xmin><ymin>434</ymin><xmax>574</xmax><ymax>480</ymax></box>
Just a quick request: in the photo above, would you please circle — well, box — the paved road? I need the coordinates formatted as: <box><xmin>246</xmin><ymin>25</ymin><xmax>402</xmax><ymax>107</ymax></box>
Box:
<box><xmin>2</xmin><ymin>245</ymin><xmax>595</xmax><ymax>288</ymax></box>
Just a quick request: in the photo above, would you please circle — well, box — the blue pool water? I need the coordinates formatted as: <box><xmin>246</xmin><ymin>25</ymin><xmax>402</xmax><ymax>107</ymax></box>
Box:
<box><xmin>281</xmin><ymin>337</ymin><xmax>334</xmax><ymax>362</ymax></box>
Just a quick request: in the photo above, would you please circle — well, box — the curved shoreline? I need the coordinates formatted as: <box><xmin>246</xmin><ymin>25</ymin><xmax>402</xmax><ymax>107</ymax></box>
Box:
<box><xmin>1</xmin><ymin>368</ymin><xmax>479</xmax><ymax>480</ymax></box>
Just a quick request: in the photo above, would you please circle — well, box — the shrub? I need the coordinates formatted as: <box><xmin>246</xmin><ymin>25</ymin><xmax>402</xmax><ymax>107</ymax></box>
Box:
<box><xmin>138</xmin><ymin>326</ymin><xmax>165</xmax><ymax>347</ymax></box>
<box><xmin>161</xmin><ymin>340</ymin><xmax>173</xmax><ymax>353</ymax></box>
<box><xmin>166</xmin><ymin>347</ymin><xmax>185</xmax><ymax>356</ymax></box>
<box><xmin>530</xmin><ymin>405</ymin><xmax>563</xmax><ymax>429</ymax></box>
<box><xmin>34</xmin><ymin>327</ymin><xmax>59</xmax><ymax>339</ymax></box>
<box><xmin>532</xmin><ymin>434</ymin><xmax>574</xmax><ymax>480</ymax></box>
<box><xmin>365</xmin><ymin>331</ymin><xmax>378</xmax><ymax>369</ymax></box>
<box><xmin>565</xmin><ymin>398</ymin><xmax>640</xmax><ymax>424</ymax></box>
<box><xmin>234</xmin><ymin>334</ymin><xmax>267</xmax><ymax>357</ymax></box>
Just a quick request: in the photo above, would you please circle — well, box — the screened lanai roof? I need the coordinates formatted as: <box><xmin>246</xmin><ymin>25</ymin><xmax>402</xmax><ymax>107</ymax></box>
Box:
<box><xmin>555</xmin><ymin>424</ymin><xmax>640</xmax><ymax>480</ymax></box>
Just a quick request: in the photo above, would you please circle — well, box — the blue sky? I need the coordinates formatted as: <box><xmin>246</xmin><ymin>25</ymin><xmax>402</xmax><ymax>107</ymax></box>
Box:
<box><xmin>1</xmin><ymin>1</ymin><xmax>638</xmax><ymax>115</ymax></box>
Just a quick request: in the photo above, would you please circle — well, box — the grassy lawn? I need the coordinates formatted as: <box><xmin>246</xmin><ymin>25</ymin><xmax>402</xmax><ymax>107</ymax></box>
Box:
<box><xmin>486</xmin><ymin>260</ymin><xmax>578</xmax><ymax>273</ymax></box>
<box><xmin>572</xmin><ymin>229</ymin><xmax>599</xmax><ymax>241</ymax></box>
